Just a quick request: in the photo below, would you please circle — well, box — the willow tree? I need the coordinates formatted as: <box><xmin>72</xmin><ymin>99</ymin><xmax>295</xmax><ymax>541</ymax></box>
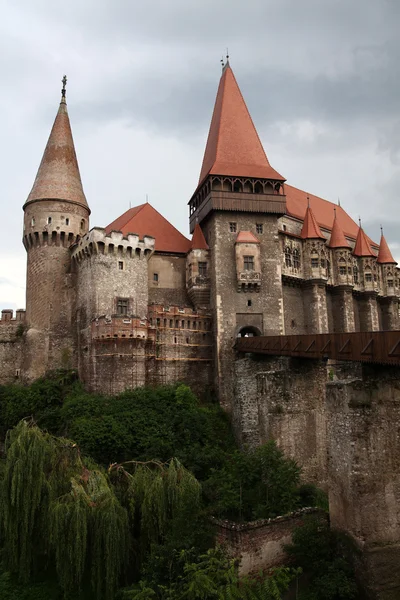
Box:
<box><xmin>1</xmin><ymin>420</ymin><xmax>203</xmax><ymax>600</ymax></box>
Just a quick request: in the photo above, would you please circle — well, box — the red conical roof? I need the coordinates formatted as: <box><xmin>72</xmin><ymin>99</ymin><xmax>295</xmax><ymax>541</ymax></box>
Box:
<box><xmin>236</xmin><ymin>231</ymin><xmax>260</xmax><ymax>244</ymax></box>
<box><xmin>328</xmin><ymin>213</ymin><xmax>350</xmax><ymax>248</ymax></box>
<box><xmin>25</xmin><ymin>96</ymin><xmax>88</xmax><ymax>210</ymax></box>
<box><xmin>106</xmin><ymin>203</ymin><xmax>191</xmax><ymax>254</ymax></box>
<box><xmin>191</xmin><ymin>223</ymin><xmax>209</xmax><ymax>250</ymax></box>
<box><xmin>199</xmin><ymin>63</ymin><xmax>285</xmax><ymax>185</ymax></box>
<box><xmin>300</xmin><ymin>205</ymin><xmax>325</xmax><ymax>239</ymax></box>
<box><xmin>377</xmin><ymin>234</ymin><xmax>397</xmax><ymax>264</ymax></box>
<box><xmin>353</xmin><ymin>227</ymin><xmax>376</xmax><ymax>257</ymax></box>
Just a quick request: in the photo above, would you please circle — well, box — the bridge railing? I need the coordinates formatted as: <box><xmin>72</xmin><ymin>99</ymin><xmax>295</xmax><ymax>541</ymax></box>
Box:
<box><xmin>235</xmin><ymin>330</ymin><xmax>400</xmax><ymax>366</ymax></box>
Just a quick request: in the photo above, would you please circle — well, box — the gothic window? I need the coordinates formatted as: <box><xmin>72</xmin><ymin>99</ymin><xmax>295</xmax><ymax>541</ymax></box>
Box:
<box><xmin>339</xmin><ymin>257</ymin><xmax>346</xmax><ymax>263</ymax></box>
<box><xmin>293</xmin><ymin>248</ymin><xmax>300</xmax><ymax>269</ymax></box>
<box><xmin>256</xmin><ymin>223</ymin><xmax>263</xmax><ymax>234</ymax></box>
<box><xmin>311</xmin><ymin>257</ymin><xmax>319</xmax><ymax>268</ymax></box>
<box><xmin>320</xmin><ymin>258</ymin><xmax>326</xmax><ymax>268</ymax></box>
<box><xmin>229</xmin><ymin>222</ymin><xmax>237</xmax><ymax>233</ymax></box>
<box><xmin>285</xmin><ymin>247</ymin><xmax>292</xmax><ymax>267</ymax></box>
<box><xmin>327</xmin><ymin>260</ymin><xmax>331</xmax><ymax>278</ymax></box>
<box><xmin>339</xmin><ymin>266</ymin><xmax>346</xmax><ymax>275</ymax></box>
<box><xmin>365</xmin><ymin>272</ymin><xmax>372</xmax><ymax>282</ymax></box>
<box><xmin>244</xmin><ymin>256</ymin><xmax>254</xmax><ymax>271</ymax></box>
<box><xmin>348</xmin><ymin>266</ymin><xmax>352</xmax><ymax>274</ymax></box>
<box><xmin>388</xmin><ymin>279</ymin><xmax>394</xmax><ymax>287</ymax></box>
<box><xmin>116</xmin><ymin>298</ymin><xmax>129</xmax><ymax>316</ymax></box>
<box><xmin>198</xmin><ymin>262</ymin><xmax>207</xmax><ymax>276</ymax></box>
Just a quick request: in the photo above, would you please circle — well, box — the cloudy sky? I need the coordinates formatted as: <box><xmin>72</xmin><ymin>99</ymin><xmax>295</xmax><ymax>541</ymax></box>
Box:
<box><xmin>1</xmin><ymin>0</ymin><xmax>399</xmax><ymax>311</ymax></box>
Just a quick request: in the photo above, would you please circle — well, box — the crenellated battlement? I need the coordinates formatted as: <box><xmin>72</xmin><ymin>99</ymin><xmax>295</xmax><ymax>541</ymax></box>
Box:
<box><xmin>0</xmin><ymin>309</ymin><xmax>26</xmax><ymax>324</ymax></box>
<box><xmin>23</xmin><ymin>229</ymin><xmax>81</xmax><ymax>250</ymax></box>
<box><xmin>71</xmin><ymin>228</ymin><xmax>155</xmax><ymax>264</ymax></box>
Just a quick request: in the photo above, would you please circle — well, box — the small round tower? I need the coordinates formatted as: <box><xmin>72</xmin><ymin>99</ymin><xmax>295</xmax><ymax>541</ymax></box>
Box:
<box><xmin>22</xmin><ymin>76</ymin><xmax>90</xmax><ymax>378</ymax></box>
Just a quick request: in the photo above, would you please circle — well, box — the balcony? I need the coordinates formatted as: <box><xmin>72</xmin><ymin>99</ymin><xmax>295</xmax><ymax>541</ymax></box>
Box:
<box><xmin>237</xmin><ymin>271</ymin><xmax>261</xmax><ymax>292</ymax></box>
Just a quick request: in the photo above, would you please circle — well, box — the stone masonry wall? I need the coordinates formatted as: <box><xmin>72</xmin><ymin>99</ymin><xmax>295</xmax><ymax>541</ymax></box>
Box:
<box><xmin>202</xmin><ymin>212</ymin><xmax>283</xmax><ymax>411</ymax></box>
<box><xmin>234</xmin><ymin>355</ymin><xmax>328</xmax><ymax>486</ymax></box>
<box><xmin>215</xmin><ymin>508</ymin><xmax>327</xmax><ymax>576</ymax></box>
<box><xmin>282</xmin><ymin>283</ymin><xmax>307</xmax><ymax>334</ymax></box>
<box><xmin>327</xmin><ymin>365</ymin><xmax>400</xmax><ymax>600</ymax></box>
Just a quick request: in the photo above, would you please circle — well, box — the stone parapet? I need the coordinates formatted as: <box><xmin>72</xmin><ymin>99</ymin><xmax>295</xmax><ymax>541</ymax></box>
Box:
<box><xmin>71</xmin><ymin>228</ymin><xmax>155</xmax><ymax>264</ymax></box>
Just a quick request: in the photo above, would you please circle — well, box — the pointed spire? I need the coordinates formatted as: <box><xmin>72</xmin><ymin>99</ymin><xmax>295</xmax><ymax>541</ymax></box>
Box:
<box><xmin>377</xmin><ymin>232</ymin><xmax>397</xmax><ymax>264</ymax></box>
<box><xmin>353</xmin><ymin>225</ymin><xmax>376</xmax><ymax>257</ymax></box>
<box><xmin>328</xmin><ymin>209</ymin><xmax>350</xmax><ymax>249</ymax></box>
<box><xmin>24</xmin><ymin>76</ymin><xmax>89</xmax><ymax>211</ymax></box>
<box><xmin>199</xmin><ymin>64</ymin><xmax>285</xmax><ymax>184</ymax></box>
<box><xmin>300</xmin><ymin>204</ymin><xmax>325</xmax><ymax>240</ymax></box>
<box><xmin>191</xmin><ymin>223</ymin><xmax>209</xmax><ymax>250</ymax></box>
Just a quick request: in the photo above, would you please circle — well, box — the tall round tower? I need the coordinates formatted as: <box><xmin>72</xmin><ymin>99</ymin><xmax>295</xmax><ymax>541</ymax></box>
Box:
<box><xmin>22</xmin><ymin>76</ymin><xmax>90</xmax><ymax>379</ymax></box>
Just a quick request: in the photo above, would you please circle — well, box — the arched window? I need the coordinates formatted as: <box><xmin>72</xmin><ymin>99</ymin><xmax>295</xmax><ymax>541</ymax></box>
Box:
<box><xmin>293</xmin><ymin>248</ymin><xmax>300</xmax><ymax>269</ymax></box>
<box><xmin>80</xmin><ymin>219</ymin><xmax>85</xmax><ymax>231</ymax></box>
<box><xmin>284</xmin><ymin>247</ymin><xmax>292</xmax><ymax>267</ymax></box>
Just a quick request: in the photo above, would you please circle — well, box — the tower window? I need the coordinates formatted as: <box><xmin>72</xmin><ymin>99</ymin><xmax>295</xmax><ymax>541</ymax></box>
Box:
<box><xmin>243</xmin><ymin>256</ymin><xmax>254</xmax><ymax>271</ymax></box>
<box><xmin>116</xmin><ymin>298</ymin><xmax>129</xmax><ymax>315</ymax></box>
<box><xmin>153</xmin><ymin>273</ymin><xmax>159</xmax><ymax>282</ymax></box>
<box><xmin>311</xmin><ymin>258</ymin><xmax>319</xmax><ymax>268</ymax></box>
<box><xmin>293</xmin><ymin>248</ymin><xmax>300</xmax><ymax>269</ymax></box>
<box><xmin>256</xmin><ymin>223</ymin><xmax>263</xmax><ymax>234</ymax></box>
<box><xmin>285</xmin><ymin>247</ymin><xmax>292</xmax><ymax>268</ymax></box>
<box><xmin>365</xmin><ymin>273</ymin><xmax>372</xmax><ymax>282</ymax></box>
<box><xmin>118</xmin><ymin>261</ymin><xmax>124</xmax><ymax>271</ymax></box>
<box><xmin>80</xmin><ymin>219</ymin><xmax>85</xmax><ymax>230</ymax></box>
<box><xmin>247</xmin><ymin>299</ymin><xmax>252</xmax><ymax>307</ymax></box>
<box><xmin>353</xmin><ymin>266</ymin><xmax>358</xmax><ymax>284</ymax></box>
<box><xmin>65</xmin><ymin>218</ymin><xmax>70</xmax><ymax>226</ymax></box>
<box><xmin>198</xmin><ymin>262</ymin><xmax>207</xmax><ymax>276</ymax></box>
<box><xmin>31</xmin><ymin>217</ymin><xmax>35</xmax><ymax>226</ymax></box>
<box><xmin>339</xmin><ymin>266</ymin><xmax>346</xmax><ymax>275</ymax></box>
<box><xmin>47</xmin><ymin>216</ymin><xmax>52</xmax><ymax>225</ymax></box>
<box><xmin>388</xmin><ymin>279</ymin><xmax>394</xmax><ymax>287</ymax></box>
<box><xmin>229</xmin><ymin>222</ymin><xmax>237</xmax><ymax>233</ymax></box>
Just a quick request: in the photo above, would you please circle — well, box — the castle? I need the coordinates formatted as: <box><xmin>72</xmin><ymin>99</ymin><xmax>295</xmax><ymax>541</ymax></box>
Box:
<box><xmin>1</xmin><ymin>62</ymin><xmax>399</xmax><ymax>407</ymax></box>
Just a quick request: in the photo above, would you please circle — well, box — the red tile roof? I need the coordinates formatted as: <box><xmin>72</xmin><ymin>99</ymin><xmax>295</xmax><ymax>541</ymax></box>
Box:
<box><xmin>236</xmin><ymin>231</ymin><xmax>260</xmax><ymax>244</ymax></box>
<box><xmin>199</xmin><ymin>63</ymin><xmax>285</xmax><ymax>185</ymax></box>
<box><xmin>377</xmin><ymin>234</ymin><xmax>397</xmax><ymax>264</ymax></box>
<box><xmin>353</xmin><ymin>227</ymin><xmax>376</xmax><ymax>257</ymax></box>
<box><xmin>25</xmin><ymin>98</ymin><xmax>88</xmax><ymax>210</ymax></box>
<box><xmin>328</xmin><ymin>213</ymin><xmax>350</xmax><ymax>248</ymax></box>
<box><xmin>191</xmin><ymin>223</ymin><xmax>209</xmax><ymax>250</ymax></box>
<box><xmin>300</xmin><ymin>205</ymin><xmax>325</xmax><ymax>239</ymax></box>
<box><xmin>106</xmin><ymin>203</ymin><xmax>191</xmax><ymax>254</ymax></box>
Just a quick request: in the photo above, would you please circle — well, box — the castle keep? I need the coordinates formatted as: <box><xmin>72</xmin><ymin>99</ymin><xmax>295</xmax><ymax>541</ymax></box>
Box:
<box><xmin>1</xmin><ymin>63</ymin><xmax>399</xmax><ymax>405</ymax></box>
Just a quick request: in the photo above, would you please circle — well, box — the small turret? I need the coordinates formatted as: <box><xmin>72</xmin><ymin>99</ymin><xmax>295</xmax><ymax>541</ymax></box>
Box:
<box><xmin>328</xmin><ymin>209</ymin><xmax>353</xmax><ymax>287</ymax></box>
<box><xmin>301</xmin><ymin>204</ymin><xmax>328</xmax><ymax>281</ymax></box>
<box><xmin>377</xmin><ymin>231</ymin><xmax>398</xmax><ymax>298</ymax></box>
<box><xmin>353</xmin><ymin>224</ymin><xmax>378</xmax><ymax>293</ymax></box>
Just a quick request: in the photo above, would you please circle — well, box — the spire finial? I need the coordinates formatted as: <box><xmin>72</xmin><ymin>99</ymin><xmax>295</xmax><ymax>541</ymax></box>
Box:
<box><xmin>226</xmin><ymin>48</ymin><xmax>229</xmax><ymax>63</ymax></box>
<box><xmin>307</xmin><ymin>195</ymin><xmax>310</xmax><ymax>207</ymax></box>
<box><xmin>380</xmin><ymin>224</ymin><xmax>383</xmax><ymax>235</ymax></box>
<box><xmin>359</xmin><ymin>217</ymin><xmax>362</xmax><ymax>228</ymax></box>
<box><xmin>338</xmin><ymin>197</ymin><xmax>341</xmax><ymax>207</ymax></box>
<box><xmin>220</xmin><ymin>56</ymin><xmax>225</xmax><ymax>70</ymax></box>
<box><xmin>61</xmin><ymin>75</ymin><xmax>67</xmax><ymax>103</ymax></box>
<box><xmin>334</xmin><ymin>206</ymin><xmax>337</xmax><ymax>217</ymax></box>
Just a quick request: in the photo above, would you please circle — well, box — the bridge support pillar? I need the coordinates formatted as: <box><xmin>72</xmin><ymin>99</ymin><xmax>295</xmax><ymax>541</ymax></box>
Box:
<box><xmin>326</xmin><ymin>365</ymin><xmax>400</xmax><ymax>599</ymax></box>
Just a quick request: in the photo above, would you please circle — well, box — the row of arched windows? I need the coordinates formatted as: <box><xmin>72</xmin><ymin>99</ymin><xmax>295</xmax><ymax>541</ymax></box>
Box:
<box><xmin>284</xmin><ymin>247</ymin><xmax>301</xmax><ymax>269</ymax></box>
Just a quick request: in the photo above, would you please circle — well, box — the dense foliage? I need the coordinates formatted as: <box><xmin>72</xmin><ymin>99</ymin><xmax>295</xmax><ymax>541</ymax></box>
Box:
<box><xmin>0</xmin><ymin>374</ymin><xmax>356</xmax><ymax>599</ymax></box>
<box><xmin>286</xmin><ymin>517</ymin><xmax>358</xmax><ymax>600</ymax></box>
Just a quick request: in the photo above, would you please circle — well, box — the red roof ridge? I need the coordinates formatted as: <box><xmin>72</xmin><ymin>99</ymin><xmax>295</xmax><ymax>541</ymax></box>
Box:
<box><xmin>236</xmin><ymin>230</ymin><xmax>260</xmax><ymax>244</ymax></box>
<box><xmin>353</xmin><ymin>226</ymin><xmax>376</xmax><ymax>257</ymax></box>
<box><xmin>377</xmin><ymin>234</ymin><xmax>397</xmax><ymax>264</ymax></box>
<box><xmin>328</xmin><ymin>213</ymin><xmax>350</xmax><ymax>248</ymax></box>
<box><xmin>191</xmin><ymin>223</ymin><xmax>209</xmax><ymax>250</ymax></box>
<box><xmin>300</xmin><ymin>205</ymin><xmax>325</xmax><ymax>240</ymax></box>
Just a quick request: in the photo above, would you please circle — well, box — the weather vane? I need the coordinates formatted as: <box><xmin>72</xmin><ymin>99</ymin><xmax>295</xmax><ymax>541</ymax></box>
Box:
<box><xmin>61</xmin><ymin>75</ymin><xmax>67</xmax><ymax>99</ymax></box>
